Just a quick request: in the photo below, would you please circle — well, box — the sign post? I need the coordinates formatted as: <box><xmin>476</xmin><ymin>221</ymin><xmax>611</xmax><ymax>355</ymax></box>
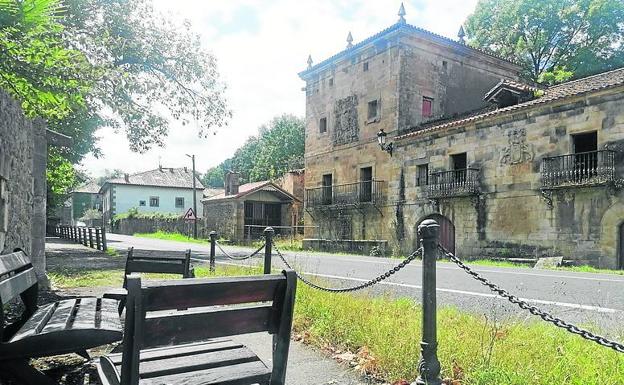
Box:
<box><xmin>183</xmin><ymin>208</ymin><xmax>197</xmax><ymax>239</ymax></box>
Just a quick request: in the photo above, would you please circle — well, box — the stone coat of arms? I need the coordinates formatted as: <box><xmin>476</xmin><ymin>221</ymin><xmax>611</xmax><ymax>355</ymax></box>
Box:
<box><xmin>500</xmin><ymin>128</ymin><xmax>533</xmax><ymax>165</ymax></box>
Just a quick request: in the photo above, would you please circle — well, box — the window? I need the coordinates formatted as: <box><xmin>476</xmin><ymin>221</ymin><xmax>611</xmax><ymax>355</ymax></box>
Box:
<box><xmin>422</xmin><ymin>97</ymin><xmax>434</xmax><ymax>118</ymax></box>
<box><xmin>363</xmin><ymin>61</ymin><xmax>369</xmax><ymax>71</ymax></box>
<box><xmin>572</xmin><ymin>131</ymin><xmax>598</xmax><ymax>181</ymax></box>
<box><xmin>329</xmin><ymin>78</ymin><xmax>334</xmax><ymax>86</ymax></box>
<box><xmin>319</xmin><ymin>117</ymin><xmax>327</xmax><ymax>133</ymax></box>
<box><xmin>360</xmin><ymin>167</ymin><xmax>373</xmax><ymax>202</ymax></box>
<box><xmin>451</xmin><ymin>153</ymin><xmax>468</xmax><ymax>184</ymax></box>
<box><xmin>572</xmin><ymin>131</ymin><xmax>597</xmax><ymax>154</ymax></box>
<box><xmin>175</xmin><ymin>197</ymin><xmax>184</xmax><ymax>208</ymax></box>
<box><xmin>139</xmin><ymin>200</ymin><xmax>146</xmax><ymax>206</ymax></box>
<box><xmin>149</xmin><ymin>196</ymin><xmax>159</xmax><ymax>207</ymax></box>
<box><xmin>368</xmin><ymin>100</ymin><xmax>379</xmax><ymax>120</ymax></box>
<box><xmin>416</xmin><ymin>164</ymin><xmax>429</xmax><ymax>186</ymax></box>
<box><xmin>442</xmin><ymin>60</ymin><xmax>447</xmax><ymax>69</ymax></box>
<box><xmin>322</xmin><ymin>174</ymin><xmax>333</xmax><ymax>205</ymax></box>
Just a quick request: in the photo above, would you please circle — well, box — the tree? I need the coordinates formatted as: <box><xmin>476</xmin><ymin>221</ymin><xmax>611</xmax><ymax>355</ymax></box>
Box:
<box><xmin>465</xmin><ymin>0</ymin><xmax>624</xmax><ymax>82</ymax></box>
<box><xmin>203</xmin><ymin>115</ymin><xmax>304</xmax><ymax>186</ymax></box>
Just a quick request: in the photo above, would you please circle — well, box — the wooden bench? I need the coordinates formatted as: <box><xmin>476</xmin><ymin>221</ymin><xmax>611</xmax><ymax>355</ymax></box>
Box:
<box><xmin>103</xmin><ymin>247</ymin><xmax>195</xmax><ymax>313</ymax></box>
<box><xmin>0</xmin><ymin>251</ymin><xmax>122</xmax><ymax>385</ymax></box>
<box><xmin>97</xmin><ymin>270</ymin><xmax>297</xmax><ymax>385</ymax></box>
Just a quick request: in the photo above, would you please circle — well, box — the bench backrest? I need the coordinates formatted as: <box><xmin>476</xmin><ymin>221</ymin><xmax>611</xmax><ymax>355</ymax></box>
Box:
<box><xmin>0</xmin><ymin>251</ymin><xmax>38</xmax><ymax>341</ymax></box>
<box><xmin>122</xmin><ymin>247</ymin><xmax>193</xmax><ymax>288</ymax></box>
<box><xmin>119</xmin><ymin>270</ymin><xmax>296</xmax><ymax>385</ymax></box>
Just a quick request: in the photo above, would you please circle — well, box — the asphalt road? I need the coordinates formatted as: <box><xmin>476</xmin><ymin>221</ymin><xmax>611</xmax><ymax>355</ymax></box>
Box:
<box><xmin>107</xmin><ymin>233</ymin><xmax>624</xmax><ymax>336</ymax></box>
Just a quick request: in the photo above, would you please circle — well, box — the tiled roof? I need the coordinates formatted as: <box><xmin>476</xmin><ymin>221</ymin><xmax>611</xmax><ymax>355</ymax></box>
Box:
<box><xmin>397</xmin><ymin>67</ymin><xmax>624</xmax><ymax>141</ymax></box>
<box><xmin>203</xmin><ymin>188</ymin><xmax>225</xmax><ymax>198</ymax></box>
<box><xmin>105</xmin><ymin>167</ymin><xmax>204</xmax><ymax>189</ymax></box>
<box><xmin>72</xmin><ymin>181</ymin><xmax>101</xmax><ymax>194</ymax></box>
<box><xmin>483</xmin><ymin>79</ymin><xmax>541</xmax><ymax>101</ymax></box>
<box><xmin>299</xmin><ymin>21</ymin><xmax>517</xmax><ymax>79</ymax></box>
<box><xmin>203</xmin><ymin>181</ymin><xmax>299</xmax><ymax>202</ymax></box>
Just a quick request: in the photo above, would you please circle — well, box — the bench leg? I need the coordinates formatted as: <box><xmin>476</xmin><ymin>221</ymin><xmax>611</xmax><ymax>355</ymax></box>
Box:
<box><xmin>0</xmin><ymin>359</ymin><xmax>59</xmax><ymax>385</ymax></box>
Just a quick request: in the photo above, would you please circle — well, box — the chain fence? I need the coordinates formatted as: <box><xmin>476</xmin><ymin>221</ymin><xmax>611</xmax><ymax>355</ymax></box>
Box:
<box><xmin>215</xmin><ymin>240</ymin><xmax>265</xmax><ymax>261</ymax></box>
<box><xmin>273</xmin><ymin>241</ymin><xmax>423</xmax><ymax>293</ymax></box>
<box><xmin>438</xmin><ymin>244</ymin><xmax>624</xmax><ymax>354</ymax></box>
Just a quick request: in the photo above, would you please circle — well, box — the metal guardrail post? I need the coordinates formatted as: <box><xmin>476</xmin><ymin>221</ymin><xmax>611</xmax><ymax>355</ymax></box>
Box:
<box><xmin>88</xmin><ymin>228</ymin><xmax>94</xmax><ymax>248</ymax></box>
<box><xmin>263</xmin><ymin>227</ymin><xmax>274</xmax><ymax>274</ymax></box>
<box><xmin>101</xmin><ymin>227</ymin><xmax>107</xmax><ymax>251</ymax></box>
<box><xmin>414</xmin><ymin>219</ymin><xmax>442</xmax><ymax>385</ymax></box>
<box><xmin>209</xmin><ymin>231</ymin><xmax>217</xmax><ymax>273</ymax></box>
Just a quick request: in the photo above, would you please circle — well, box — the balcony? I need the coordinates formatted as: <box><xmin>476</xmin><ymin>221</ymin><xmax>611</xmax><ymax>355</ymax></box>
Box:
<box><xmin>541</xmin><ymin>150</ymin><xmax>616</xmax><ymax>189</ymax></box>
<box><xmin>306</xmin><ymin>180</ymin><xmax>386</xmax><ymax>209</ymax></box>
<box><xmin>426</xmin><ymin>168</ymin><xmax>480</xmax><ymax>198</ymax></box>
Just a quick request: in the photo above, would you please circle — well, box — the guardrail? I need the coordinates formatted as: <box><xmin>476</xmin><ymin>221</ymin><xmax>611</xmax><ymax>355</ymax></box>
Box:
<box><xmin>426</xmin><ymin>168</ymin><xmax>480</xmax><ymax>198</ymax></box>
<box><xmin>305</xmin><ymin>180</ymin><xmax>386</xmax><ymax>208</ymax></box>
<box><xmin>55</xmin><ymin>225</ymin><xmax>107</xmax><ymax>251</ymax></box>
<box><xmin>542</xmin><ymin>150</ymin><xmax>615</xmax><ymax>189</ymax></box>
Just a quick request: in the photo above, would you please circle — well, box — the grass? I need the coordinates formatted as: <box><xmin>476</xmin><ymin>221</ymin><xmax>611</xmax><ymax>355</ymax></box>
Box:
<box><xmin>48</xmin><ymin>263</ymin><xmax>624</xmax><ymax>384</ymax></box>
<box><xmin>462</xmin><ymin>259</ymin><xmax>624</xmax><ymax>275</ymax></box>
<box><xmin>105</xmin><ymin>248</ymin><xmax>120</xmax><ymax>257</ymax></box>
<box><xmin>134</xmin><ymin>230</ymin><xmax>210</xmax><ymax>245</ymax></box>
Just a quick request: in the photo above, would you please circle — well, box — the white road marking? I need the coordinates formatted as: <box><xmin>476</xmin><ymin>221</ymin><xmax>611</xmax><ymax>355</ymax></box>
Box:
<box><xmin>200</xmin><ymin>259</ymin><xmax>623</xmax><ymax>314</ymax></box>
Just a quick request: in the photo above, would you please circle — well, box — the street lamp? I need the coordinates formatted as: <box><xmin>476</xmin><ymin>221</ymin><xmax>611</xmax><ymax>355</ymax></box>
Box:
<box><xmin>377</xmin><ymin>129</ymin><xmax>393</xmax><ymax>156</ymax></box>
<box><xmin>185</xmin><ymin>154</ymin><xmax>198</xmax><ymax>239</ymax></box>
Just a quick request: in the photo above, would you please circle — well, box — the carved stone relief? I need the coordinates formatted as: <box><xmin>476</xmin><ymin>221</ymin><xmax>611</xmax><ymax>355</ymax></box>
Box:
<box><xmin>333</xmin><ymin>95</ymin><xmax>359</xmax><ymax>146</ymax></box>
<box><xmin>500</xmin><ymin>127</ymin><xmax>533</xmax><ymax>165</ymax></box>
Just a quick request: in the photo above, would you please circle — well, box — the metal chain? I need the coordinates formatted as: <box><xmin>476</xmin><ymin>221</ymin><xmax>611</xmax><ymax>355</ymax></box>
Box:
<box><xmin>273</xmin><ymin>241</ymin><xmax>423</xmax><ymax>293</ymax></box>
<box><xmin>215</xmin><ymin>240</ymin><xmax>265</xmax><ymax>261</ymax></box>
<box><xmin>439</xmin><ymin>244</ymin><xmax>624</xmax><ymax>354</ymax></box>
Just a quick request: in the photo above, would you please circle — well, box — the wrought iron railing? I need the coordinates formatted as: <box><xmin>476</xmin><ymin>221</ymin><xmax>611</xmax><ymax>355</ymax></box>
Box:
<box><xmin>426</xmin><ymin>168</ymin><xmax>480</xmax><ymax>198</ymax></box>
<box><xmin>541</xmin><ymin>150</ymin><xmax>615</xmax><ymax>189</ymax></box>
<box><xmin>305</xmin><ymin>180</ymin><xmax>386</xmax><ymax>208</ymax></box>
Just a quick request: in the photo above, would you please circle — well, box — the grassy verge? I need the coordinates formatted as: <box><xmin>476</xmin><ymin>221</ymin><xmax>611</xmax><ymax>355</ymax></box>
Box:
<box><xmin>462</xmin><ymin>258</ymin><xmax>624</xmax><ymax>275</ymax></box>
<box><xmin>49</xmin><ymin>264</ymin><xmax>624</xmax><ymax>384</ymax></box>
<box><xmin>133</xmin><ymin>230</ymin><xmax>210</xmax><ymax>245</ymax></box>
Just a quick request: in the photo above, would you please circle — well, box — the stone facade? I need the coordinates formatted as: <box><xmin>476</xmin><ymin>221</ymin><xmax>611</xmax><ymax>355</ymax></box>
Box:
<box><xmin>0</xmin><ymin>90</ymin><xmax>48</xmax><ymax>280</ymax></box>
<box><xmin>301</xmin><ymin>19</ymin><xmax>624</xmax><ymax>268</ymax></box>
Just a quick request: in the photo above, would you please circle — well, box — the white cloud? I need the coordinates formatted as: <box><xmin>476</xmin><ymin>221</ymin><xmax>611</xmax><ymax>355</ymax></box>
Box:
<box><xmin>80</xmin><ymin>0</ymin><xmax>479</xmax><ymax>177</ymax></box>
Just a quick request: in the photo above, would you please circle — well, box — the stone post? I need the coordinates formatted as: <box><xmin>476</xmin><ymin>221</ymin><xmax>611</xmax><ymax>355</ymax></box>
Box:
<box><xmin>31</xmin><ymin>119</ymin><xmax>48</xmax><ymax>287</ymax></box>
<box><xmin>414</xmin><ymin>219</ymin><xmax>442</xmax><ymax>385</ymax></box>
<box><xmin>263</xmin><ymin>227</ymin><xmax>274</xmax><ymax>274</ymax></box>
<box><xmin>209</xmin><ymin>231</ymin><xmax>217</xmax><ymax>273</ymax></box>
<box><xmin>88</xmin><ymin>228</ymin><xmax>94</xmax><ymax>248</ymax></box>
<box><xmin>101</xmin><ymin>227</ymin><xmax>107</xmax><ymax>251</ymax></box>
<box><xmin>96</xmin><ymin>228</ymin><xmax>102</xmax><ymax>250</ymax></box>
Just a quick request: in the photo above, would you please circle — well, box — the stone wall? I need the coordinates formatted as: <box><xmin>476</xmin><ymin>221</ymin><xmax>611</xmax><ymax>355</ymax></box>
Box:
<box><xmin>203</xmin><ymin>200</ymin><xmax>240</xmax><ymax>240</ymax></box>
<box><xmin>0</xmin><ymin>90</ymin><xmax>47</xmax><ymax>279</ymax></box>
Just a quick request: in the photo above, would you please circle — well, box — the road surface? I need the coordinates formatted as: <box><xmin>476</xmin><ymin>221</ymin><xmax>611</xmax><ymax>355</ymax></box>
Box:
<box><xmin>106</xmin><ymin>233</ymin><xmax>624</xmax><ymax>335</ymax></box>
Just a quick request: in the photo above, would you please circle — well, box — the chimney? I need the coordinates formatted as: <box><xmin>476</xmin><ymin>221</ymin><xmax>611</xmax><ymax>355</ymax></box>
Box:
<box><xmin>124</xmin><ymin>173</ymin><xmax>130</xmax><ymax>183</ymax></box>
<box><xmin>224</xmin><ymin>171</ymin><xmax>240</xmax><ymax>196</ymax></box>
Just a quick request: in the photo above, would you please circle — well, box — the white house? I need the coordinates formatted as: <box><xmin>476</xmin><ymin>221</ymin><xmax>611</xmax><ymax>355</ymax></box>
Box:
<box><xmin>100</xmin><ymin>167</ymin><xmax>204</xmax><ymax>229</ymax></box>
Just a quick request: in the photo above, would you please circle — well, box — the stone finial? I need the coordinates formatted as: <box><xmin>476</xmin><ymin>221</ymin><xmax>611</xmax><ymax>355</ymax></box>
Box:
<box><xmin>398</xmin><ymin>2</ymin><xmax>406</xmax><ymax>23</ymax></box>
<box><xmin>307</xmin><ymin>54</ymin><xmax>313</xmax><ymax>69</ymax></box>
<box><xmin>346</xmin><ymin>32</ymin><xmax>353</xmax><ymax>49</ymax></box>
<box><xmin>458</xmin><ymin>25</ymin><xmax>466</xmax><ymax>44</ymax></box>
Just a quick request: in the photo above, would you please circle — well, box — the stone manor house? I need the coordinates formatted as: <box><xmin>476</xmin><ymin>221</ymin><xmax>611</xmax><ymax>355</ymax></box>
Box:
<box><xmin>300</xmin><ymin>8</ymin><xmax>624</xmax><ymax>268</ymax></box>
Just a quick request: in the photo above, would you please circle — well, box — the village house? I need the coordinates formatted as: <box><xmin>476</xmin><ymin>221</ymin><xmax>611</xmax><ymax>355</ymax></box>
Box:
<box><xmin>203</xmin><ymin>171</ymin><xmax>301</xmax><ymax>241</ymax></box>
<box><xmin>100</xmin><ymin>166</ymin><xmax>204</xmax><ymax>229</ymax></box>
<box><xmin>300</xmin><ymin>6</ymin><xmax>624</xmax><ymax>268</ymax></box>
<box><xmin>61</xmin><ymin>181</ymin><xmax>102</xmax><ymax>226</ymax></box>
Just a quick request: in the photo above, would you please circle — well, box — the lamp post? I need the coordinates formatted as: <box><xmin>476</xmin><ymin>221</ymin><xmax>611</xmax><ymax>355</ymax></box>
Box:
<box><xmin>185</xmin><ymin>154</ymin><xmax>198</xmax><ymax>239</ymax></box>
<box><xmin>377</xmin><ymin>128</ymin><xmax>394</xmax><ymax>156</ymax></box>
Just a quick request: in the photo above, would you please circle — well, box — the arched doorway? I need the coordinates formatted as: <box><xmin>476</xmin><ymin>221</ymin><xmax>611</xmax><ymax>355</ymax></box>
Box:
<box><xmin>419</xmin><ymin>214</ymin><xmax>455</xmax><ymax>254</ymax></box>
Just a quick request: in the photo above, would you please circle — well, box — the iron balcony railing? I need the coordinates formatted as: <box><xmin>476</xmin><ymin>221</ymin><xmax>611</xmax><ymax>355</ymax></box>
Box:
<box><xmin>305</xmin><ymin>180</ymin><xmax>386</xmax><ymax>208</ymax></box>
<box><xmin>542</xmin><ymin>150</ymin><xmax>616</xmax><ymax>189</ymax></box>
<box><xmin>426</xmin><ymin>168</ymin><xmax>480</xmax><ymax>198</ymax></box>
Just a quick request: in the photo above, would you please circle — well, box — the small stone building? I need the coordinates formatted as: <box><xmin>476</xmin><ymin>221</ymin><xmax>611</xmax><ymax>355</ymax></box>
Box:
<box><xmin>203</xmin><ymin>172</ymin><xmax>300</xmax><ymax>240</ymax></box>
<box><xmin>301</xmin><ymin>6</ymin><xmax>624</xmax><ymax>268</ymax></box>
<box><xmin>64</xmin><ymin>181</ymin><xmax>102</xmax><ymax>225</ymax></box>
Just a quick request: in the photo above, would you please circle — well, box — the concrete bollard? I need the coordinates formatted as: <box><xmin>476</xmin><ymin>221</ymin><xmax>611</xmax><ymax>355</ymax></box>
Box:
<box><xmin>414</xmin><ymin>219</ymin><xmax>442</xmax><ymax>385</ymax></box>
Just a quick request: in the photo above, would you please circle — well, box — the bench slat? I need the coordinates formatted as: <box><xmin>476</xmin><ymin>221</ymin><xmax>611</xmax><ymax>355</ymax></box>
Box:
<box><xmin>8</xmin><ymin>302</ymin><xmax>57</xmax><ymax>341</ymax></box>
<box><xmin>99</xmin><ymin>299</ymin><xmax>123</xmax><ymax>330</ymax></box>
<box><xmin>121</xmin><ymin>346</ymin><xmax>260</xmax><ymax>379</ymax></box>
<box><xmin>143</xmin><ymin>306</ymin><xmax>273</xmax><ymax>347</ymax></box>
<box><xmin>107</xmin><ymin>339</ymin><xmax>242</xmax><ymax>365</ymax></box>
<box><xmin>70</xmin><ymin>298</ymin><xmax>98</xmax><ymax>329</ymax></box>
<box><xmin>0</xmin><ymin>251</ymin><xmax>31</xmax><ymax>276</ymax></box>
<box><xmin>40</xmin><ymin>299</ymin><xmax>78</xmax><ymax>334</ymax></box>
<box><xmin>0</xmin><ymin>268</ymin><xmax>38</xmax><ymax>304</ymax></box>
<box><xmin>142</xmin><ymin>275</ymin><xmax>284</xmax><ymax>311</ymax></box>
<box><xmin>138</xmin><ymin>360</ymin><xmax>271</xmax><ymax>385</ymax></box>
<box><xmin>127</xmin><ymin>261</ymin><xmax>187</xmax><ymax>275</ymax></box>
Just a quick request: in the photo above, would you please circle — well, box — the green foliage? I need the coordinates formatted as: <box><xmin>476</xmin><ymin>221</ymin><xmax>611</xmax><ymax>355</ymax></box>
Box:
<box><xmin>465</xmin><ymin>0</ymin><xmax>624</xmax><ymax>82</ymax></box>
<box><xmin>204</xmin><ymin>114</ymin><xmax>304</xmax><ymax>185</ymax></box>
<box><xmin>46</xmin><ymin>149</ymin><xmax>76</xmax><ymax>209</ymax></box>
<box><xmin>112</xmin><ymin>208</ymin><xmax>179</xmax><ymax>222</ymax></box>
<box><xmin>134</xmin><ymin>231</ymin><xmax>209</xmax><ymax>245</ymax></box>
<box><xmin>79</xmin><ymin>208</ymin><xmax>101</xmax><ymax>221</ymax></box>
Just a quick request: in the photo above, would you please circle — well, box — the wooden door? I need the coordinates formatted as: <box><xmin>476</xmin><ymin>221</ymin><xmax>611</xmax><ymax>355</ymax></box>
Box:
<box><xmin>420</xmin><ymin>214</ymin><xmax>455</xmax><ymax>254</ymax></box>
<box><xmin>619</xmin><ymin>223</ymin><xmax>624</xmax><ymax>270</ymax></box>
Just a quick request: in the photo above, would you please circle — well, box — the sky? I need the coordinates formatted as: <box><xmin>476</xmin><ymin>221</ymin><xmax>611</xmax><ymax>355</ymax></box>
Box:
<box><xmin>80</xmin><ymin>0</ymin><xmax>479</xmax><ymax>177</ymax></box>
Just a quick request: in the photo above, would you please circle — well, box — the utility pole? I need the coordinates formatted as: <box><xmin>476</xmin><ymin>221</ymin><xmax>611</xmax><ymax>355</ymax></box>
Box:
<box><xmin>186</xmin><ymin>154</ymin><xmax>198</xmax><ymax>239</ymax></box>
